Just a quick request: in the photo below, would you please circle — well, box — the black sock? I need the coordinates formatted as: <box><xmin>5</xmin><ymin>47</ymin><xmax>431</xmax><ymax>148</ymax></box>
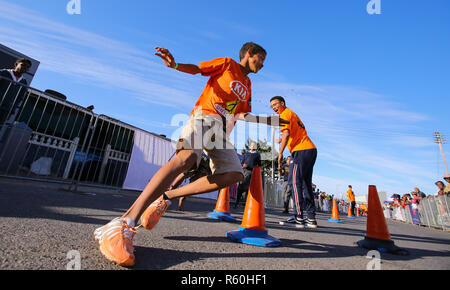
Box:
<box><xmin>162</xmin><ymin>192</ymin><xmax>170</xmax><ymax>201</ymax></box>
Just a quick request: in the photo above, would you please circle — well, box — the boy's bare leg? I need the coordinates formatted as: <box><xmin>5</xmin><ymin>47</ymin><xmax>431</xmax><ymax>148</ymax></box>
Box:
<box><xmin>121</xmin><ymin>150</ymin><xmax>197</xmax><ymax>223</ymax></box>
<box><xmin>165</xmin><ymin>172</ymin><xmax>243</xmax><ymax>200</ymax></box>
<box><xmin>178</xmin><ymin>197</ymin><xmax>185</xmax><ymax>211</ymax></box>
<box><xmin>170</xmin><ymin>172</ymin><xmax>187</xmax><ymax>190</ymax></box>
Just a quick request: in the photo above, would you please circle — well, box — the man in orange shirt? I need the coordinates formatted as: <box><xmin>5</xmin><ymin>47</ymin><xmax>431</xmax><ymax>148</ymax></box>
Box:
<box><xmin>347</xmin><ymin>185</ymin><xmax>356</xmax><ymax>216</ymax></box>
<box><xmin>271</xmin><ymin>96</ymin><xmax>318</xmax><ymax>229</ymax></box>
<box><xmin>94</xmin><ymin>42</ymin><xmax>288</xmax><ymax>267</ymax></box>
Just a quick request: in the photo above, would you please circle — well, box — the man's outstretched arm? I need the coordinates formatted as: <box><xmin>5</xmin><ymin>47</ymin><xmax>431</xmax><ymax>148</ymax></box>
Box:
<box><xmin>154</xmin><ymin>47</ymin><xmax>201</xmax><ymax>75</ymax></box>
<box><xmin>237</xmin><ymin>113</ymin><xmax>289</xmax><ymax>126</ymax></box>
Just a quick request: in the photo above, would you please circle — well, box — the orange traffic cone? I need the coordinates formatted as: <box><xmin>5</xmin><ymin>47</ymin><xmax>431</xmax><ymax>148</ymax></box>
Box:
<box><xmin>356</xmin><ymin>185</ymin><xmax>409</xmax><ymax>255</ymax></box>
<box><xmin>226</xmin><ymin>167</ymin><xmax>281</xmax><ymax>247</ymax></box>
<box><xmin>207</xmin><ymin>187</ymin><xmax>237</xmax><ymax>223</ymax></box>
<box><xmin>347</xmin><ymin>204</ymin><xmax>355</xmax><ymax>219</ymax></box>
<box><xmin>328</xmin><ymin>199</ymin><xmax>343</xmax><ymax>223</ymax></box>
<box><xmin>356</xmin><ymin>207</ymin><xmax>360</xmax><ymax>217</ymax></box>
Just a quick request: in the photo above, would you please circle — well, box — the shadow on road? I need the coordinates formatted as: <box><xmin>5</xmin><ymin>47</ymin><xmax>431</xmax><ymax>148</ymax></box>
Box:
<box><xmin>133</xmin><ymin>234</ymin><xmax>450</xmax><ymax>270</ymax></box>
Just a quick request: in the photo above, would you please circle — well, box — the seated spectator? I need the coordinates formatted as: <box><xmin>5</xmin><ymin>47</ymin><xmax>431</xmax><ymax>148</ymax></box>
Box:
<box><xmin>435</xmin><ymin>181</ymin><xmax>446</xmax><ymax>196</ymax></box>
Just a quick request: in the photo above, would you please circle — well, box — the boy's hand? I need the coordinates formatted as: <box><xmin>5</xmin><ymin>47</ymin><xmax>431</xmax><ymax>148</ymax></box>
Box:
<box><xmin>278</xmin><ymin>153</ymin><xmax>283</xmax><ymax>168</ymax></box>
<box><xmin>154</xmin><ymin>47</ymin><xmax>176</xmax><ymax>68</ymax></box>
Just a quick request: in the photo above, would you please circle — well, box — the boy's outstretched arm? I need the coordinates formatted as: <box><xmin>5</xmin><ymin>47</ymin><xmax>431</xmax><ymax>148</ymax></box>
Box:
<box><xmin>154</xmin><ymin>47</ymin><xmax>201</xmax><ymax>75</ymax></box>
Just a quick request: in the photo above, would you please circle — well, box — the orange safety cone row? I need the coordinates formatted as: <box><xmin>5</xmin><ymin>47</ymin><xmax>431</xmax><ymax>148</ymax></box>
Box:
<box><xmin>207</xmin><ymin>187</ymin><xmax>237</xmax><ymax>223</ymax></box>
<box><xmin>356</xmin><ymin>185</ymin><xmax>409</xmax><ymax>255</ymax></box>
<box><xmin>328</xmin><ymin>199</ymin><xmax>343</xmax><ymax>223</ymax></box>
<box><xmin>226</xmin><ymin>167</ymin><xmax>281</xmax><ymax>247</ymax></box>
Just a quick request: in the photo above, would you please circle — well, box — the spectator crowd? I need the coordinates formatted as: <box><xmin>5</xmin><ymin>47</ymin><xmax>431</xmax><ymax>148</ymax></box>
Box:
<box><xmin>308</xmin><ymin>174</ymin><xmax>450</xmax><ymax>216</ymax></box>
<box><xmin>386</xmin><ymin>174</ymin><xmax>450</xmax><ymax>210</ymax></box>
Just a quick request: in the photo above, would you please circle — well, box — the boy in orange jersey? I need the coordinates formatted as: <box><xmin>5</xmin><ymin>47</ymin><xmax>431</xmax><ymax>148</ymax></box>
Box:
<box><xmin>271</xmin><ymin>96</ymin><xmax>318</xmax><ymax>229</ymax></box>
<box><xmin>347</xmin><ymin>185</ymin><xmax>356</xmax><ymax>216</ymax></box>
<box><xmin>94</xmin><ymin>42</ymin><xmax>287</xmax><ymax>267</ymax></box>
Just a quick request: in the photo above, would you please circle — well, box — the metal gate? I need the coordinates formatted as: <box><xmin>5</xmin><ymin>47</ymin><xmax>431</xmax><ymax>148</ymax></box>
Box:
<box><xmin>0</xmin><ymin>76</ymin><xmax>134</xmax><ymax>188</ymax></box>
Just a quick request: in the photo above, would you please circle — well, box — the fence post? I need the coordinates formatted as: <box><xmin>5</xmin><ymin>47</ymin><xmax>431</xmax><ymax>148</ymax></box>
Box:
<box><xmin>68</xmin><ymin>114</ymin><xmax>96</xmax><ymax>191</ymax></box>
<box><xmin>63</xmin><ymin>137</ymin><xmax>79</xmax><ymax>179</ymax></box>
<box><xmin>98</xmin><ymin>144</ymin><xmax>111</xmax><ymax>184</ymax></box>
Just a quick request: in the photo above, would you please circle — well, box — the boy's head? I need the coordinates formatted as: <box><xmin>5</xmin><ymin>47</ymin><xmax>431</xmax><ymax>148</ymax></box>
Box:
<box><xmin>14</xmin><ymin>58</ymin><xmax>32</xmax><ymax>75</ymax></box>
<box><xmin>249</xmin><ymin>141</ymin><xmax>257</xmax><ymax>152</ymax></box>
<box><xmin>435</xmin><ymin>181</ymin><xmax>445</xmax><ymax>189</ymax></box>
<box><xmin>443</xmin><ymin>173</ymin><xmax>450</xmax><ymax>183</ymax></box>
<box><xmin>239</xmin><ymin>42</ymin><xmax>266</xmax><ymax>74</ymax></box>
<box><xmin>270</xmin><ymin>96</ymin><xmax>286</xmax><ymax>115</ymax></box>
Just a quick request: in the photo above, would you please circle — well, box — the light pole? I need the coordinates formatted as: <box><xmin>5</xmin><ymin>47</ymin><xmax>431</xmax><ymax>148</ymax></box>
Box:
<box><xmin>434</xmin><ymin>132</ymin><xmax>449</xmax><ymax>175</ymax></box>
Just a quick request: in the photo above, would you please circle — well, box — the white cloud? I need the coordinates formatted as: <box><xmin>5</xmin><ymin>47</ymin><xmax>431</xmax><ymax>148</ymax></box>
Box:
<box><xmin>0</xmin><ymin>0</ymin><xmax>202</xmax><ymax>109</ymax></box>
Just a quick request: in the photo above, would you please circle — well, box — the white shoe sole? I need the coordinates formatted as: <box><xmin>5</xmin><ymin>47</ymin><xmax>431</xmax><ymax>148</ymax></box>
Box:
<box><xmin>279</xmin><ymin>221</ymin><xmax>305</xmax><ymax>229</ymax></box>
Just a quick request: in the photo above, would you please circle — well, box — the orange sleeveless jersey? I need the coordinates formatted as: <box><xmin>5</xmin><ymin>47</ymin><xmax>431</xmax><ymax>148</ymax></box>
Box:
<box><xmin>280</xmin><ymin>107</ymin><xmax>316</xmax><ymax>153</ymax></box>
<box><xmin>191</xmin><ymin>57</ymin><xmax>252</xmax><ymax>127</ymax></box>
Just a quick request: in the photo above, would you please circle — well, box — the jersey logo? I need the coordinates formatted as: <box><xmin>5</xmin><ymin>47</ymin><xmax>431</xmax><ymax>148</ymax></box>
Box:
<box><xmin>230</xmin><ymin>81</ymin><xmax>249</xmax><ymax>102</ymax></box>
<box><xmin>225</xmin><ymin>100</ymin><xmax>239</xmax><ymax>115</ymax></box>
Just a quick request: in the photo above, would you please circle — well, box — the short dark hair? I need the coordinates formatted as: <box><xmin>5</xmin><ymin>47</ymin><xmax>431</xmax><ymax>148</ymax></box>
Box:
<box><xmin>239</xmin><ymin>42</ymin><xmax>267</xmax><ymax>60</ymax></box>
<box><xmin>348</xmin><ymin>185</ymin><xmax>352</xmax><ymax>188</ymax></box>
<box><xmin>270</xmin><ymin>96</ymin><xmax>286</xmax><ymax>105</ymax></box>
<box><xmin>435</xmin><ymin>181</ymin><xmax>444</xmax><ymax>186</ymax></box>
<box><xmin>15</xmin><ymin>58</ymin><xmax>32</xmax><ymax>67</ymax></box>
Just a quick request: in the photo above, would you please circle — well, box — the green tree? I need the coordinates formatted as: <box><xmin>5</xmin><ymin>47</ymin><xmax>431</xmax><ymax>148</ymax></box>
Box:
<box><xmin>241</xmin><ymin>138</ymin><xmax>285</xmax><ymax>179</ymax></box>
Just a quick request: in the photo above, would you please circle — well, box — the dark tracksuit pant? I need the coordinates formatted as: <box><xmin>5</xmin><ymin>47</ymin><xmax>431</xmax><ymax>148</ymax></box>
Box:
<box><xmin>235</xmin><ymin>168</ymin><xmax>252</xmax><ymax>207</ymax></box>
<box><xmin>351</xmin><ymin>201</ymin><xmax>356</xmax><ymax>216</ymax></box>
<box><xmin>288</xmin><ymin>148</ymin><xmax>317</xmax><ymax>220</ymax></box>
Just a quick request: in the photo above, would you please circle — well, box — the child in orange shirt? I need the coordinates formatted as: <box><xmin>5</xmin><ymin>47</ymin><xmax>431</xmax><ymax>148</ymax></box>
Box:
<box><xmin>95</xmin><ymin>43</ymin><xmax>287</xmax><ymax>266</ymax></box>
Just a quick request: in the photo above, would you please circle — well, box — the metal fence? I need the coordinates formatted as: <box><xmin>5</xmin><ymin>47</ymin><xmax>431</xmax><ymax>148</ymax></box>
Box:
<box><xmin>262</xmin><ymin>179</ymin><xmax>346</xmax><ymax>212</ymax></box>
<box><xmin>383</xmin><ymin>195</ymin><xmax>450</xmax><ymax>231</ymax></box>
<box><xmin>262</xmin><ymin>178</ymin><xmax>450</xmax><ymax>231</ymax></box>
<box><xmin>263</xmin><ymin>179</ymin><xmax>284</xmax><ymax>208</ymax></box>
<box><xmin>0</xmin><ymin>76</ymin><xmax>136</xmax><ymax>188</ymax></box>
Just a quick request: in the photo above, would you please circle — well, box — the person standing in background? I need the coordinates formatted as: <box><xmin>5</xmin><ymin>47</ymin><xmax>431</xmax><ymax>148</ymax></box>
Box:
<box><xmin>0</xmin><ymin>58</ymin><xmax>32</xmax><ymax>125</ymax></box>
<box><xmin>234</xmin><ymin>141</ymin><xmax>261</xmax><ymax>208</ymax></box>
<box><xmin>347</xmin><ymin>185</ymin><xmax>356</xmax><ymax>216</ymax></box>
<box><xmin>280</xmin><ymin>156</ymin><xmax>292</xmax><ymax>213</ymax></box>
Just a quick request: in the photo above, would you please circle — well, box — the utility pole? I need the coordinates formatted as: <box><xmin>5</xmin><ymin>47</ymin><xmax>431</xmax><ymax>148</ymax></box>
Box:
<box><xmin>434</xmin><ymin>132</ymin><xmax>449</xmax><ymax>175</ymax></box>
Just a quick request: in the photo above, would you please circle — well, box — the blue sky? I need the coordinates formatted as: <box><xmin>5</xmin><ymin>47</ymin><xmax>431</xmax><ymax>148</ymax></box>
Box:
<box><xmin>0</xmin><ymin>0</ymin><xmax>449</xmax><ymax>197</ymax></box>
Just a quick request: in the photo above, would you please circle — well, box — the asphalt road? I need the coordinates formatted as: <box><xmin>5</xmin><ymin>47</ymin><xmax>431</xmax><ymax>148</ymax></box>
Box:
<box><xmin>0</xmin><ymin>177</ymin><xmax>449</xmax><ymax>270</ymax></box>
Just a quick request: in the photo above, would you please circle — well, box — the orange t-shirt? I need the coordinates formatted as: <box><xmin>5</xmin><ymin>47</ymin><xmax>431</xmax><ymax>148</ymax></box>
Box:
<box><xmin>191</xmin><ymin>57</ymin><xmax>252</xmax><ymax>130</ymax></box>
<box><xmin>279</xmin><ymin>107</ymin><xmax>316</xmax><ymax>153</ymax></box>
<box><xmin>347</xmin><ymin>189</ymin><xmax>355</xmax><ymax>202</ymax></box>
